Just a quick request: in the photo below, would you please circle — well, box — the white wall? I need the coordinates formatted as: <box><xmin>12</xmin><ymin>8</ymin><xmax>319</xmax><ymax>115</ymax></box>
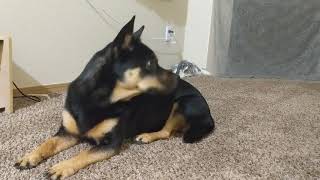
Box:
<box><xmin>183</xmin><ymin>0</ymin><xmax>214</xmax><ymax>69</ymax></box>
<box><xmin>0</xmin><ymin>0</ymin><xmax>187</xmax><ymax>88</ymax></box>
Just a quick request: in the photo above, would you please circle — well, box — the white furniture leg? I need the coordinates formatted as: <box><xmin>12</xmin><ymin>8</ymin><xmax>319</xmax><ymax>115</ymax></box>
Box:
<box><xmin>0</xmin><ymin>36</ymin><xmax>13</xmax><ymax>113</ymax></box>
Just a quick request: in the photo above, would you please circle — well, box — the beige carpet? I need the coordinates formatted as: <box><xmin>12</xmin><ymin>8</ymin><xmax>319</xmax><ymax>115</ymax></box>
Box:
<box><xmin>1</xmin><ymin>76</ymin><xmax>320</xmax><ymax>179</ymax></box>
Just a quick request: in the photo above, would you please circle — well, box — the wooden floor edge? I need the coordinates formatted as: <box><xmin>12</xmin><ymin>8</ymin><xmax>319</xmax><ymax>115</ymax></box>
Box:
<box><xmin>13</xmin><ymin>83</ymin><xmax>70</xmax><ymax>97</ymax></box>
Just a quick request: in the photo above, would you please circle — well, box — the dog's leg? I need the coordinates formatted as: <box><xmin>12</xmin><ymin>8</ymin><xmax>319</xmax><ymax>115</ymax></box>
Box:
<box><xmin>48</xmin><ymin>118</ymin><xmax>123</xmax><ymax>179</ymax></box>
<box><xmin>135</xmin><ymin>103</ymin><xmax>186</xmax><ymax>143</ymax></box>
<box><xmin>15</xmin><ymin>111</ymin><xmax>80</xmax><ymax>169</ymax></box>
<box><xmin>47</xmin><ymin>145</ymin><xmax>119</xmax><ymax>180</ymax></box>
<box><xmin>14</xmin><ymin>127</ymin><xmax>79</xmax><ymax>169</ymax></box>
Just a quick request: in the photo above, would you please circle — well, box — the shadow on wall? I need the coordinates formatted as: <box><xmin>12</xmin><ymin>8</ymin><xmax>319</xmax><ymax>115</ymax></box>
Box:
<box><xmin>136</xmin><ymin>0</ymin><xmax>188</xmax><ymax>26</ymax></box>
<box><xmin>13</xmin><ymin>62</ymin><xmax>41</xmax><ymax>88</ymax></box>
<box><xmin>11</xmin><ymin>62</ymin><xmax>46</xmax><ymax>111</ymax></box>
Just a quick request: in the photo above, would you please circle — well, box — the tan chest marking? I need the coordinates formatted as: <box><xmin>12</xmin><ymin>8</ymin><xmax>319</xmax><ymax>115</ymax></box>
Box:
<box><xmin>86</xmin><ymin>118</ymin><xmax>118</xmax><ymax>142</ymax></box>
<box><xmin>62</xmin><ymin>110</ymin><xmax>80</xmax><ymax>135</ymax></box>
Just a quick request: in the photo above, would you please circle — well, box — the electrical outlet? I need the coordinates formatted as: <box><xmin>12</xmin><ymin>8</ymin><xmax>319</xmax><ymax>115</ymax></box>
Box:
<box><xmin>165</xmin><ymin>25</ymin><xmax>176</xmax><ymax>44</ymax></box>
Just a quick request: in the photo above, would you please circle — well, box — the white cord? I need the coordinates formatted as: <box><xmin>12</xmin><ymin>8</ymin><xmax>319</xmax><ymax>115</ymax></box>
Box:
<box><xmin>85</xmin><ymin>0</ymin><xmax>120</xmax><ymax>32</ymax></box>
<box><xmin>84</xmin><ymin>0</ymin><xmax>182</xmax><ymax>55</ymax></box>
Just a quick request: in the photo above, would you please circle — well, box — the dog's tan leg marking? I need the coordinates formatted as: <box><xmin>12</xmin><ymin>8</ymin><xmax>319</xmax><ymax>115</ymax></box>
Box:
<box><xmin>110</xmin><ymin>83</ymin><xmax>141</xmax><ymax>103</ymax></box>
<box><xmin>15</xmin><ymin>136</ymin><xmax>79</xmax><ymax>169</ymax></box>
<box><xmin>135</xmin><ymin>103</ymin><xmax>186</xmax><ymax>143</ymax></box>
<box><xmin>15</xmin><ymin>110</ymin><xmax>79</xmax><ymax>169</ymax></box>
<box><xmin>49</xmin><ymin>148</ymin><xmax>117</xmax><ymax>179</ymax></box>
<box><xmin>86</xmin><ymin>118</ymin><xmax>118</xmax><ymax>144</ymax></box>
<box><xmin>62</xmin><ymin>110</ymin><xmax>80</xmax><ymax>135</ymax></box>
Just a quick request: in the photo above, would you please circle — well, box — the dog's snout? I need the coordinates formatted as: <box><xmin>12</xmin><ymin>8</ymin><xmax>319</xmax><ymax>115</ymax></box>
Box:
<box><xmin>138</xmin><ymin>68</ymin><xmax>178</xmax><ymax>94</ymax></box>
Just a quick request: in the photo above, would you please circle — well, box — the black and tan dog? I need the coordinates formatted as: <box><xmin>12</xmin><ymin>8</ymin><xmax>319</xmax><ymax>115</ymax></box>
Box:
<box><xmin>14</xmin><ymin>16</ymin><xmax>215</xmax><ymax>179</ymax></box>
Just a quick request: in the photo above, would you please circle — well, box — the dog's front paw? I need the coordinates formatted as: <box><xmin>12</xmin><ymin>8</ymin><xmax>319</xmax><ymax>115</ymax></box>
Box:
<box><xmin>14</xmin><ymin>153</ymin><xmax>42</xmax><ymax>170</ymax></box>
<box><xmin>47</xmin><ymin>161</ymin><xmax>76</xmax><ymax>180</ymax></box>
<box><xmin>135</xmin><ymin>133</ymin><xmax>154</xmax><ymax>144</ymax></box>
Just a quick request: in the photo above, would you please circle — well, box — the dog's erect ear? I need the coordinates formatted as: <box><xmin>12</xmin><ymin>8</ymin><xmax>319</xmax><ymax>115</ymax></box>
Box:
<box><xmin>113</xmin><ymin>16</ymin><xmax>135</xmax><ymax>49</ymax></box>
<box><xmin>133</xmin><ymin>25</ymin><xmax>145</xmax><ymax>40</ymax></box>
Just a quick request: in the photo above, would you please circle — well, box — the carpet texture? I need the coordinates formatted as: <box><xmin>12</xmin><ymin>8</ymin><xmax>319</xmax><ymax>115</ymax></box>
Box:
<box><xmin>1</xmin><ymin>76</ymin><xmax>320</xmax><ymax>179</ymax></box>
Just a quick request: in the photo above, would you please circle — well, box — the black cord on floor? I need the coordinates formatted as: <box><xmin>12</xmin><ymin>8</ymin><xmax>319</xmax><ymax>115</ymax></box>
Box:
<box><xmin>12</xmin><ymin>82</ymin><xmax>41</xmax><ymax>102</ymax></box>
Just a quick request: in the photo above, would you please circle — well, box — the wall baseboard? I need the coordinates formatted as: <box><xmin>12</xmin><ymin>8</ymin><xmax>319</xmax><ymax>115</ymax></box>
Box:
<box><xmin>13</xmin><ymin>83</ymin><xmax>69</xmax><ymax>97</ymax></box>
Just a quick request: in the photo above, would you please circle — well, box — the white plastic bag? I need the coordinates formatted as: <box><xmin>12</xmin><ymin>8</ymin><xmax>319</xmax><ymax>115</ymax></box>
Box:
<box><xmin>171</xmin><ymin>60</ymin><xmax>211</xmax><ymax>78</ymax></box>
